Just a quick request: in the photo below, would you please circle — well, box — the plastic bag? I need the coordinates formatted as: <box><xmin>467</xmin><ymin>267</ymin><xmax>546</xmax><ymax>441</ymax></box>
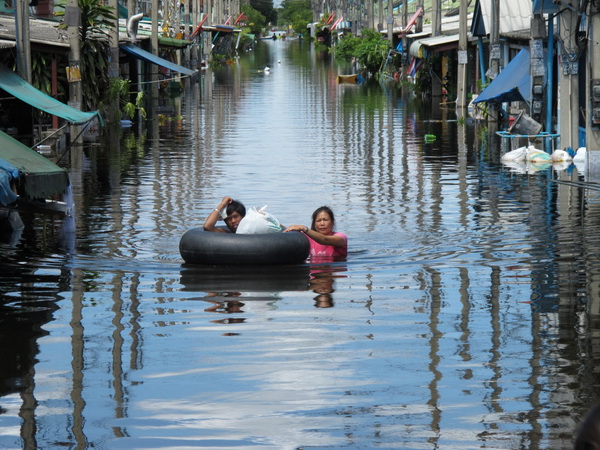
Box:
<box><xmin>236</xmin><ymin>205</ymin><xmax>283</xmax><ymax>234</ymax></box>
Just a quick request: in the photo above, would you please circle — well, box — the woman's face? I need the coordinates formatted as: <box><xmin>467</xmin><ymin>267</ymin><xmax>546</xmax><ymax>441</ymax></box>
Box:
<box><xmin>314</xmin><ymin>211</ymin><xmax>333</xmax><ymax>235</ymax></box>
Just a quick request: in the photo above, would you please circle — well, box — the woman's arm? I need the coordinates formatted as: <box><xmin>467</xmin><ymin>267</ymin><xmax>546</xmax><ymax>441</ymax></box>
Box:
<box><xmin>203</xmin><ymin>196</ymin><xmax>233</xmax><ymax>232</ymax></box>
<box><xmin>284</xmin><ymin>225</ymin><xmax>346</xmax><ymax>248</ymax></box>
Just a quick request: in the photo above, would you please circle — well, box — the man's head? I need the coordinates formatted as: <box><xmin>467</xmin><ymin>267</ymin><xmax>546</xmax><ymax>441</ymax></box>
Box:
<box><xmin>224</xmin><ymin>200</ymin><xmax>246</xmax><ymax>232</ymax></box>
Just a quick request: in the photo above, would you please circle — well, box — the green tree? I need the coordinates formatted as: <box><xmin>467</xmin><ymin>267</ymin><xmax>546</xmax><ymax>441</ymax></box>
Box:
<box><xmin>278</xmin><ymin>0</ymin><xmax>312</xmax><ymax>34</ymax></box>
<box><xmin>334</xmin><ymin>29</ymin><xmax>390</xmax><ymax>76</ymax></box>
<box><xmin>241</xmin><ymin>4</ymin><xmax>267</xmax><ymax>36</ymax></box>
<box><xmin>250</xmin><ymin>0</ymin><xmax>277</xmax><ymax>26</ymax></box>
<box><xmin>334</xmin><ymin>33</ymin><xmax>360</xmax><ymax>61</ymax></box>
<box><xmin>56</xmin><ymin>0</ymin><xmax>117</xmax><ymax>110</ymax></box>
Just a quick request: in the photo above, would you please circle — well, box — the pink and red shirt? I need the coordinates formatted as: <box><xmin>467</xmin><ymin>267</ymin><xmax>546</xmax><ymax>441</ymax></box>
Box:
<box><xmin>307</xmin><ymin>232</ymin><xmax>348</xmax><ymax>258</ymax></box>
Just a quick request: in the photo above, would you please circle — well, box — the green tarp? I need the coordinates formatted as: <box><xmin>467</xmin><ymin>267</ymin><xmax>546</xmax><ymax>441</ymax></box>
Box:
<box><xmin>0</xmin><ymin>64</ymin><xmax>101</xmax><ymax>125</ymax></box>
<box><xmin>0</xmin><ymin>130</ymin><xmax>68</xmax><ymax>199</ymax></box>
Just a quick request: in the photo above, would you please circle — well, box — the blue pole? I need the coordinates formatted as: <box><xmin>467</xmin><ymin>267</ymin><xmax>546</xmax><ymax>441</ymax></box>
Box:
<box><xmin>546</xmin><ymin>15</ymin><xmax>554</xmax><ymax>135</ymax></box>
<box><xmin>478</xmin><ymin>37</ymin><xmax>487</xmax><ymax>86</ymax></box>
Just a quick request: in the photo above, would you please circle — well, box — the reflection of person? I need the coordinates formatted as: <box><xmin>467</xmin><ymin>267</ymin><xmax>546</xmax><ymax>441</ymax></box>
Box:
<box><xmin>284</xmin><ymin>206</ymin><xmax>347</xmax><ymax>258</ymax></box>
<box><xmin>203</xmin><ymin>196</ymin><xmax>246</xmax><ymax>233</ymax></box>
<box><xmin>310</xmin><ymin>275</ymin><xmax>334</xmax><ymax>308</ymax></box>
<box><xmin>575</xmin><ymin>401</ymin><xmax>600</xmax><ymax>449</ymax></box>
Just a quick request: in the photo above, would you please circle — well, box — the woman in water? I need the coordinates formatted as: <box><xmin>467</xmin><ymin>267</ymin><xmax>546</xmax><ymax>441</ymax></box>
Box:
<box><xmin>284</xmin><ymin>206</ymin><xmax>347</xmax><ymax>258</ymax></box>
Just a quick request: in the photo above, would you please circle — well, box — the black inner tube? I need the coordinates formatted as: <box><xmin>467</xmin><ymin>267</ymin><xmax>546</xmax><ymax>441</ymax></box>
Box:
<box><xmin>179</xmin><ymin>228</ymin><xmax>310</xmax><ymax>265</ymax></box>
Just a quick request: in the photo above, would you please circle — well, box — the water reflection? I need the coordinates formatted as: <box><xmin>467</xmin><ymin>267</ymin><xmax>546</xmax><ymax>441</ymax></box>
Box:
<box><xmin>6</xmin><ymin>39</ymin><xmax>600</xmax><ymax>448</ymax></box>
<box><xmin>308</xmin><ymin>261</ymin><xmax>348</xmax><ymax>308</ymax></box>
<box><xmin>180</xmin><ymin>264</ymin><xmax>311</xmax><ymax>293</ymax></box>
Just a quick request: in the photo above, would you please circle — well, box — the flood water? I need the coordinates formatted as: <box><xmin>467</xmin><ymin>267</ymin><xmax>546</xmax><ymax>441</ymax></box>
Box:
<box><xmin>2</xmin><ymin>38</ymin><xmax>600</xmax><ymax>449</ymax></box>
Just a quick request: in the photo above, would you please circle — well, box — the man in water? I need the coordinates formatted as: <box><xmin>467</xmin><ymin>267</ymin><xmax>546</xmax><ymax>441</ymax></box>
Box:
<box><xmin>203</xmin><ymin>196</ymin><xmax>246</xmax><ymax>233</ymax></box>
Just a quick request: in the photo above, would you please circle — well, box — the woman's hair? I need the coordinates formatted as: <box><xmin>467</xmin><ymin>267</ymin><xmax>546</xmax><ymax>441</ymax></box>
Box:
<box><xmin>226</xmin><ymin>200</ymin><xmax>246</xmax><ymax>218</ymax></box>
<box><xmin>311</xmin><ymin>206</ymin><xmax>334</xmax><ymax>231</ymax></box>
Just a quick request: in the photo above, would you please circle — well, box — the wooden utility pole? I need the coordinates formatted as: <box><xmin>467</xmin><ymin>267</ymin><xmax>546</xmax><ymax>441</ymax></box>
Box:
<box><xmin>456</xmin><ymin>0</ymin><xmax>468</xmax><ymax>108</ymax></box>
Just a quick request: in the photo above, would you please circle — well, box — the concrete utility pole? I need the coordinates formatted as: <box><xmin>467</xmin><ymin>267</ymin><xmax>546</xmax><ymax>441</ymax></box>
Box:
<box><xmin>387</xmin><ymin>0</ymin><xmax>393</xmax><ymax>45</ymax></box>
<box><xmin>530</xmin><ymin>14</ymin><xmax>546</xmax><ymax>127</ymax></box>
<box><xmin>402</xmin><ymin>0</ymin><xmax>407</xmax><ymax>57</ymax></box>
<box><xmin>416</xmin><ymin>0</ymin><xmax>423</xmax><ymax>33</ymax></box>
<box><xmin>558</xmin><ymin>4</ymin><xmax>580</xmax><ymax>151</ymax></box>
<box><xmin>108</xmin><ymin>0</ymin><xmax>119</xmax><ymax>79</ymax></box>
<box><xmin>432</xmin><ymin>0</ymin><xmax>441</xmax><ymax>36</ymax></box>
<box><xmin>487</xmin><ymin>0</ymin><xmax>500</xmax><ymax>127</ymax></box>
<box><xmin>456</xmin><ymin>0</ymin><xmax>468</xmax><ymax>108</ymax></box>
<box><xmin>67</xmin><ymin>0</ymin><xmax>82</xmax><ymax>108</ymax></box>
<box><xmin>151</xmin><ymin>0</ymin><xmax>159</xmax><ymax>100</ymax></box>
<box><xmin>588</xmin><ymin>1</ymin><xmax>600</xmax><ymax>180</ymax></box>
<box><xmin>366</xmin><ymin>0</ymin><xmax>373</xmax><ymax>30</ymax></box>
<box><xmin>15</xmin><ymin>0</ymin><xmax>31</xmax><ymax>82</ymax></box>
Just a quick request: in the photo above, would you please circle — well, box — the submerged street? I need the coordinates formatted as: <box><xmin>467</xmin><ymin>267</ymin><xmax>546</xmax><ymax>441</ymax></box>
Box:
<box><xmin>0</xmin><ymin>38</ymin><xmax>598</xmax><ymax>449</ymax></box>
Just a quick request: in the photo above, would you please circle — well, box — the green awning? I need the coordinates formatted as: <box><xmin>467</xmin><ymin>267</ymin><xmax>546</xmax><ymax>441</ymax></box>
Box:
<box><xmin>0</xmin><ymin>64</ymin><xmax>101</xmax><ymax>125</ymax></box>
<box><xmin>0</xmin><ymin>130</ymin><xmax>68</xmax><ymax>199</ymax></box>
<box><xmin>159</xmin><ymin>36</ymin><xmax>192</xmax><ymax>47</ymax></box>
<box><xmin>121</xmin><ymin>44</ymin><xmax>196</xmax><ymax>76</ymax></box>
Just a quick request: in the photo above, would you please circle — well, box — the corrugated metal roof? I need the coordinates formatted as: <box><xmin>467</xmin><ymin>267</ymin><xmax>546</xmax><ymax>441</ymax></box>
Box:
<box><xmin>409</xmin><ymin>34</ymin><xmax>460</xmax><ymax>58</ymax></box>
<box><xmin>0</xmin><ymin>16</ymin><xmax>70</xmax><ymax>48</ymax></box>
<box><xmin>478</xmin><ymin>0</ymin><xmax>531</xmax><ymax>34</ymax></box>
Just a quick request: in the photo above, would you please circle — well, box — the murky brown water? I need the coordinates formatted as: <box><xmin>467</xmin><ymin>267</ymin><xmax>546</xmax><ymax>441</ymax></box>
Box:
<box><xmin>1</xmin><ymin>38</ymin><xmax>600</xmax><ymax>449</ymax></box>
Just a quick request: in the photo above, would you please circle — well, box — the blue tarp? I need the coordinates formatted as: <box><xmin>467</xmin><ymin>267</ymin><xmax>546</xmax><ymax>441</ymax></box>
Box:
<box><xmin>0</xmin><ymin>131</ymin><xmax>68</xmax><ymax>200</ymax></box>
<box><xmin>120</xmin><ymin>44</ymin><xmax>196</xmax><ymax>76</ymax></box>
<box><xmin>0</xmin><ymin>158</ymin><xmax>18</xmax><ymax>206</ymax></box>
<box><xmin>0</xmin><ymin>64</ymin><xmax>101</xmax><ymax>125</ymax></box>
<box><xmin>473</xmin><ymin>48</ymin><xmax>531</xmax><ymax>104</ymax></box>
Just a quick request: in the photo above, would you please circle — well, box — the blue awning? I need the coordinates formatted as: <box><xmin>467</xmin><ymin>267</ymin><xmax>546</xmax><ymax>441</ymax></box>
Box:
<box><xmin>0</xmin><ymin>64</ymin><xmax>101</xmax><ymax>125</ymax></box>
<box><xmin>120</xmin><ymin>44</ymin><xmax>196</xmax><ymax>76</ymax></box>
<box><xmin>473</xmin><ymin>48</ymin><xmax>531</xmax><ymax>104</ymax></box>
